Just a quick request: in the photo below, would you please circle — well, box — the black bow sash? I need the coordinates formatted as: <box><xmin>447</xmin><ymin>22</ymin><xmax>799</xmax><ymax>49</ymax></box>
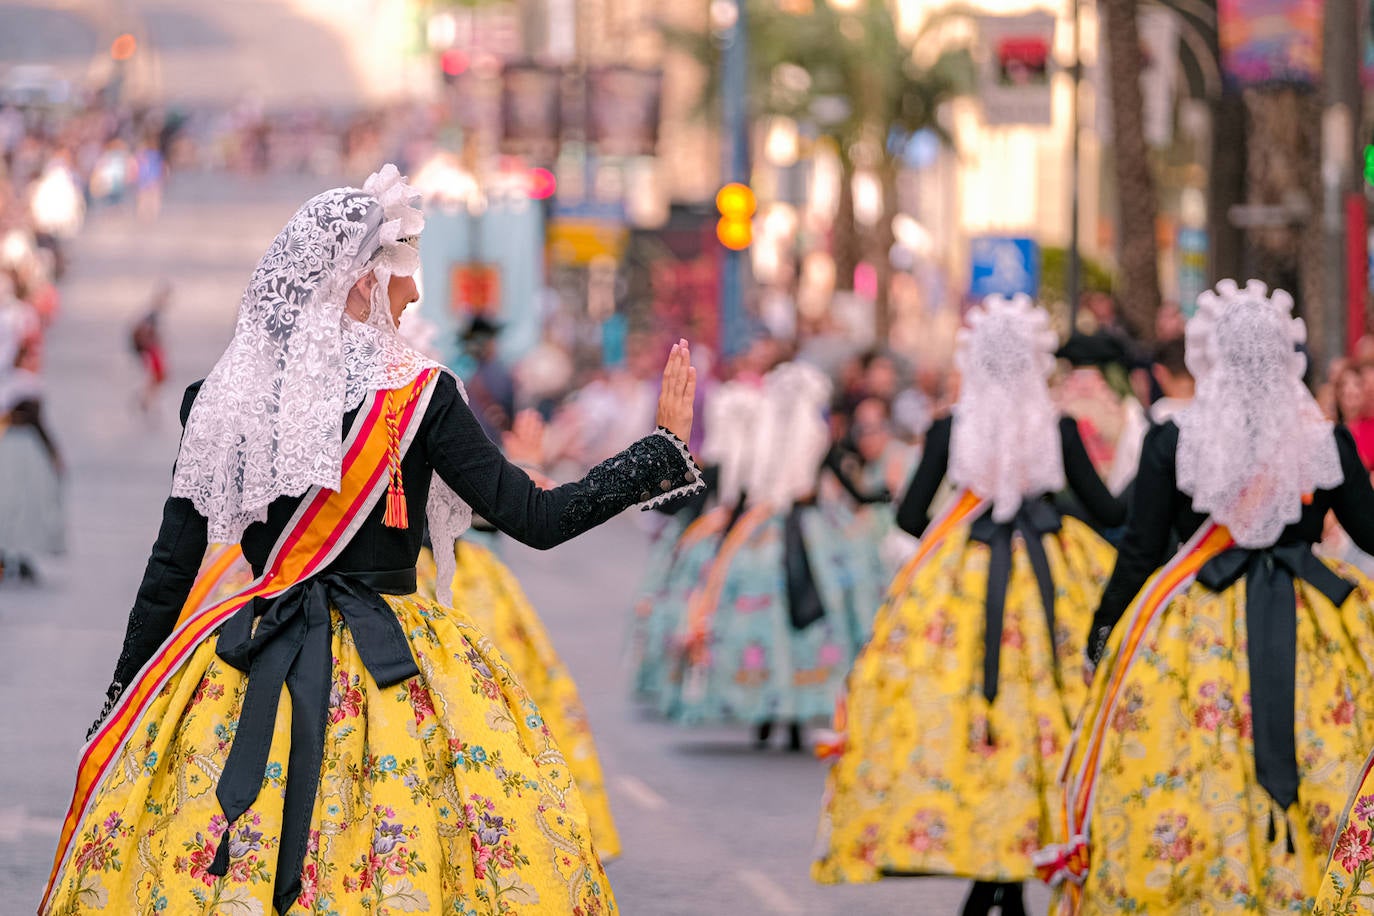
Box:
<box><xmin>1196</xmin><ymin>544</ymin><xmax>1354</xmax><ymax>812</ymax></box>
<box><xmin>968</xmin><ymin>500</ymin><xmax>1062</xmax><ymax>707</ymax></box>
<box><xmin>207</xmin><ymin>569</ymin><xmax>420</xmax><ymax>916</ymax></box>
<box><xmin>784</xmin><ymin>504</ymin><xmax>825</xmax><ymax>631</ymax></box>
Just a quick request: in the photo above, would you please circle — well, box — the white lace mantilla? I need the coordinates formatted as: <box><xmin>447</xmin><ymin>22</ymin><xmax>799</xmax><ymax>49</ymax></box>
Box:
<box><xmin>1175</xmin><ymin>279</ymin><xmax>1341</xmax><ymax>548</ymax></box>
<box><xmin>172</xmin><ymin>166</ymin><xmax>473</xmax><ymax>572</ymax></box>
<box><xmin>745</xmin><ymin>361</ymin><xmax>833</xmax><ymax>508</ymax></box>
<box><xmin>949</xmin><ymin>294</ymin><xmax>1064</xmax><ymax>522</ymax></box>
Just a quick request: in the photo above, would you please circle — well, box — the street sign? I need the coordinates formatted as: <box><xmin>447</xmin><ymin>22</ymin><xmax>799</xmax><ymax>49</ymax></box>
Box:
<box><xmin>1177</xmin><ymin>227</ymin><xmax>1208</xmax><ymax>316</ymax></box>
<box><xmin>969</xmin><ymin>236</ymin><xmax>1040</xmax><ymax>299</ymax></box>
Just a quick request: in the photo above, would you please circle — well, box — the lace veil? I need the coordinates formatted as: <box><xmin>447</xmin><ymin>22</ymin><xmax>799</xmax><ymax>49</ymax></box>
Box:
<box><xmin>1175</xmin><ymin>279</ymin><xmax>1341</xmax><ymax>547</ymax></box>
<box><xmin>700</xmin><ymin>380</ymin><xmax>765</xmax><ymax>506</ymax></box>
<box><xmin>172</xmin><ymin>165</ymin><xmax>474</xmax><ymax>595</ymax></box>
<box><xmin>745</xmin><ymin>361</ymin><xmax>834</xmax><ymax>508</ymax></box>
<box><xmin>949</xmin><ymin>294</ymin><xmax>1064</xmax><ymax>522</ymax></box>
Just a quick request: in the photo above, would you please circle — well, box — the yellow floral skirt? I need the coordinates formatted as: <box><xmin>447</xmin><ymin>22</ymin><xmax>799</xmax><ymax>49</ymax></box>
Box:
<box><xmin>417</xmin><ymin>543</ymin><xmax>621</xmax><ymax>860</ymax></box>
<box><xmin>1066</xmin><ymin>564</ymin><xmax>1374</xmax><ymax>915</ymax></box>
<box><xmin>1315</xmin><ymin>748</ymin><xmax>1374</xmax><ymax>914</ymax></box>
<box><xmin>813</xmin><ymin>517</ymin><xmax>1114</xmax><ymax>884</ymax></box>
<box><xmin>44</xmin><ymin>594</ymin><xmax>616</xmax><ymax>916</ymax></box>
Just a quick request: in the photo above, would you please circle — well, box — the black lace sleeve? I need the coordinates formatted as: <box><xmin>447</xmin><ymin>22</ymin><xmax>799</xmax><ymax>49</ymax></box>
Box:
<box><xmin>425</xmin><ymin>373</ymin><xmax>704</xmax><ymax>549</ymax></box>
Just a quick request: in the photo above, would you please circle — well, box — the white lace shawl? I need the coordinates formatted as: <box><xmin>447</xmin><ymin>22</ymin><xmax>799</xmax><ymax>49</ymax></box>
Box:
<box><xmin>1175</xmin><ymin>279</ymin><xmax>1341</xmax><ymax>548</ymax></box>
<box><xmin>171</xmin><ymin>165</ymin><xmax>473</xmax><ymax>596</ymax></box>
<box><xmin>949</xmin><ymin>294</ymin><xmax>1065</xmax><ymax>522</ymax></box>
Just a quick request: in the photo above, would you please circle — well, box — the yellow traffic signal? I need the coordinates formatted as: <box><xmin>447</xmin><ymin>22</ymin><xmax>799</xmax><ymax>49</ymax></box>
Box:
<box><xmin>716</xmin><ymin>216</ymin><xmax>753</xmax><ymax>250</ymax></box>
<box><xmin>715</xmin><ymin>183</ymin><xmax>755</xmax><ymax>250</ymax></box>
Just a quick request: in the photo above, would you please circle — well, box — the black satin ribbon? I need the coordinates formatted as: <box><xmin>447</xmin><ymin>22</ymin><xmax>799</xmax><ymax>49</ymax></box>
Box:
<box><xmin>207</xmin><ymin>568</ymin><xmax>419</xmax><ymax>916</ymax></box>
<box><xmin>968</xmin><ymin>500</ymin><xmax>1062</xmax><ymax>707</ymax></box>
<box><xmin>784</xmin><ymin>504</ymin><xmax>826</xmax><ymax>631</ymax></box>
<box><xmin>1196</xmin><ymin>543</ymin><xmax>1354</xmax><ymax>811</ymax></box>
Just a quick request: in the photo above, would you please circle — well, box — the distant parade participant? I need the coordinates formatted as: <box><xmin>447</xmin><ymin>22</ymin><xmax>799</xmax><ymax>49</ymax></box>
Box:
<box><xmin>0</xmin><ymin>298</ymin><xmax>63</xmax><ymax>582</ymax></box>
<box><xmin>630</xmin><ymin>377</ymin><xmax>761</xmax><ymax>711</ymax></box>
<box><xmin>664</xmin><ymin>360</ymin><xmax>890</xmax><ymax>751</ymax></box>
<box><xmin>1043</xmin><ymin>281</ymin><xmax>1374</xmax><ymax>914</ymax></box>
<box><xmin>41</xmin><ymin>165</ymin><xmax>703</xmax><ymax>915</ymax></box>
<box><xmin>813</xmin><ymin>295</ymin><xmax>1124</xmax><ymax>916</ymax></box>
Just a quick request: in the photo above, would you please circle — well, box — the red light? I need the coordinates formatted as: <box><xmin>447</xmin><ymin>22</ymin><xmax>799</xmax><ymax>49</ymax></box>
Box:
<box><xmin>528</xmin><ymin>167</ymin><xmax>557</xmax><ymax>200</ymax></box>
<box><xmin>441</xmin><ymin>50</ymin><xmax>469</xmax><ymax>77</ymax></box>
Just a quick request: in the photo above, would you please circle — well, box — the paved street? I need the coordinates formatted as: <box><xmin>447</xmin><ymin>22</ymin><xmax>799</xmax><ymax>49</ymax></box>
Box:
<box><xmin>0</xmin><ymin>176</ymin><xmax>1052</xmax><ymax>915</ymax></box>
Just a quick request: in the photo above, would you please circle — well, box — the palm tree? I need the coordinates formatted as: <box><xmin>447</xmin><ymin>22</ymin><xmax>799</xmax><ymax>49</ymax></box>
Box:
<box><xmin>1099</xmin><ymin>0</ymin><xmax>1163</xmax><ymax>339</ymax></box>
<box><xmin>664</xmin><ymin>0</ymin><xmax>975</xmax><ymax>342</ymax></box>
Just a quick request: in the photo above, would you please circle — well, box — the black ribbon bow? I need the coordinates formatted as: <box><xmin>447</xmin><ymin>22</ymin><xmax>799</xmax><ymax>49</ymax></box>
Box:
<box><xmin>784</xmin><ymin>504</ymin><xmax>826</xmax><ymax>631</ymax></box>
<box><xmin>968</xmin><ymin>500</ymin><xmax>1062</xmax><ymax>708</ymax></box>
<box><xmin>1196</xmin><ymin>543</ymin><xmax>1354</xmax><ymax>813</ymax></box>
<box><xmin>207</xmin><ymin>569</ymin><xmax>420</xmax><ymax>916</ymax></box>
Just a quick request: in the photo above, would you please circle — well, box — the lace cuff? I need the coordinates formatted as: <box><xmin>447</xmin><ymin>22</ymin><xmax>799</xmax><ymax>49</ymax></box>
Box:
<box><xmin>558</xmin><ymin>428</ymin><xmax>704</xmax><ymax>540</ymax></box>
<box><xmin>640</xmin><ymin>428</ymin><xmax>706</xmax><ymax>510</ymax></box>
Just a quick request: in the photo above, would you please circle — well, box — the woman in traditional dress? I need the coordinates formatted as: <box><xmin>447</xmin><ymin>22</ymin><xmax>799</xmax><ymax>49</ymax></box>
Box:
<box><xmin>40</xmin><ymin>165</ymin><xmax>702</xmax><ymax>916</ymax></box>
<box><xmin>0</xmin><ymin>298</ymin><xmax>64</xmax><ymax>582</ymax></box>
<box><xmin>663</xmin><ymin>360</ymin><xmax>890</xmax><ymax>751</ymax></box>
<box><xmin>630</xmin><ymin>378</ymin><xmax>761</xmax><ymax>711</ymax></box>
<box><xmin>812</xmin><ymin>294</ymin><xmax>1124</xmax><ymax>916</ymax></box>
<box><xmin>1043</xmin><ymin>280</ymin><xmax>1374</xmax><ymax>914</ymax></box>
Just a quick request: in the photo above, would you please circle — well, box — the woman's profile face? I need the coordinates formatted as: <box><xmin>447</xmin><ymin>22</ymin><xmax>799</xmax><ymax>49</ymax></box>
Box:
<box><xmin>387</xmin><ymin>274</ymin><xmax>419</xmax><ymax>327</ymax></box>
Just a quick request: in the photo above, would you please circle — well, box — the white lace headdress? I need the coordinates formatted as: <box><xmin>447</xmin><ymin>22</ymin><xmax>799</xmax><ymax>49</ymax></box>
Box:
<box><xmin>700</xmin><ymin>380</ymin><xmax>765</xmax><ymax>506</ymax></box>
<box><xmin>1175</xmin><ymin>279</ymin><xmax>1341</xmax><ymax>547</ymax></box>
<box><xmin>172</xmin><ymin>165</ymin><xmax>473</xmax><ymax>582</ymax></box>
<box><xmin>950</xmin><ymin>294</ymin><xmax>1064</xmax><ymax>522</ymax></box>
<box><xmin>745</xmin><ymin>361</ymin><xmax>834</xmax><ymax>508</ymax></box>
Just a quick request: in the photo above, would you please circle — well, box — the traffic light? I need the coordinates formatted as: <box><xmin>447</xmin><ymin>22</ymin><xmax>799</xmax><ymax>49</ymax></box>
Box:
<box><xmin>715</xmin><ymin>182</ymin><xmax>755</xmax><ymax>250</ymax></box>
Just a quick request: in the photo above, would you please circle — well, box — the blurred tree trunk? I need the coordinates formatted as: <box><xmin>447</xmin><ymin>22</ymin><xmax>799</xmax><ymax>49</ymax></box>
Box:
<box><xmin>1101</xmin><ymin>0</ymin><xmax>1163</xmax><ymax>339</ymax></box>
<box><xmin>834</xmin><ymin>152</ymin><xmax>859</xmax><ymax>293</ymax></box>
<box><xmin>1242</xmin><ymin>88</ymin><xmax>1324</xmax><ymax>369</ymax></box>
<box><xmin>872</xmin><ymin>156</ymin><xmax>899</xmax><ymax>343</ymax></box>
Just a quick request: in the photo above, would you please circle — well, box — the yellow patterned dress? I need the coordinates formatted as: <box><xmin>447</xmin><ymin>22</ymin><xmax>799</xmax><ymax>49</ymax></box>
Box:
<box><xmin>1061</xmin><ymin>558</ymin><xmax>1374</xmax><ymax>915</ymax></box>
<box><xmin>417</xmin><ymin>540</ymin><xmax>621</xmax><ymax>860</ymax></box>
<box><xmin>1315</xmin><ymin>750</ymin><xmax>1374</xmax><ymax>913</ymax></box>
<box><xmin>45</xmin><ymin>593</ymin><xmax>615</xmax><ymax>916</ymax></box>
<box><xmin>813</xmin><ymin>501</ymin><xmax>1117</xmax><ymax>884</ymax></box>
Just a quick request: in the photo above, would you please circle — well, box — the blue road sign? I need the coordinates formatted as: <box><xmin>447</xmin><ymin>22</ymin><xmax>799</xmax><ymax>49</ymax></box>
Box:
<box><xmin>969</xmin><ymin>236</ymin><xmax>1040</xmax><ymax>299</ymax></box>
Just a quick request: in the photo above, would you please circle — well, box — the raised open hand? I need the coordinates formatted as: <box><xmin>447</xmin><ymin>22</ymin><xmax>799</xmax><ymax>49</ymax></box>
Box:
<box><xmin>655</xmin><ymin>338</ymin><xmax>696</xmax><ymax>444</ymax></box>
<box><xmin>502</xmin><ymin>409</ymin><xmax>547</xmax><ymax>469</ymax></box>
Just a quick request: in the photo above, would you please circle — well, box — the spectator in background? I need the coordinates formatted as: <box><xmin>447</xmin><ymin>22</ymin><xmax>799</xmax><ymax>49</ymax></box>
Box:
<box><xmin>462</xmin><ymin>315</ymin><xmax>516</xmax><ymax>440</ymax></box>
<box><xmin>1147</xmin><ymin>336</ymin><xmax>1194</xmax><ymax>425</ymax></box>
<box><xmin>134</xmin><ymin>137</ymin><xmax>166</xmax><ymax>221</ymax></box>
<box><xmin>1344</xmin><ymin>360</ymin><xmax>1374</xmax><ymax>469</ymax></box>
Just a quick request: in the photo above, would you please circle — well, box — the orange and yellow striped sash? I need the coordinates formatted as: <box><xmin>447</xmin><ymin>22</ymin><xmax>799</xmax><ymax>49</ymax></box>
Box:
<box><xmin>1038</xmin><ymin>521</ymin><xmax>1232</xmax><ymax>904</ymax></box>
<box><xmin>884</xmin><ymin>489</ymin><xmax>987</xmax><ymax>599</ymax></box>
<box><xmin>40</xmin><ymin>368</ymin><xmax>438</xmax><ymax>914</ymax></box>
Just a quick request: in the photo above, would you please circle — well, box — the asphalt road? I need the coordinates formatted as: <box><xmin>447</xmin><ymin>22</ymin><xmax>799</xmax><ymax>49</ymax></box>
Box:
<box><xmin>0</xmin><ymin>174</ymin><xmax>1052</xmax><ymax>915</ymax></box>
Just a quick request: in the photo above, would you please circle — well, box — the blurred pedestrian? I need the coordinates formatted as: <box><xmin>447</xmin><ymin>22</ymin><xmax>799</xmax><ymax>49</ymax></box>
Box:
<box><xmin>0</xmin><ymin>300</ymin><xmax>63</xmax><ymax>582</ymax></box>
<box><xmin>134</xmin><ymin>137</ymin><xmax>166</xmax><ymax>221</ymax></box>
<box><xmin>130</xmin><ymin>280</ymin><xmax>170</xmax><ymax>415</ymax></box>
